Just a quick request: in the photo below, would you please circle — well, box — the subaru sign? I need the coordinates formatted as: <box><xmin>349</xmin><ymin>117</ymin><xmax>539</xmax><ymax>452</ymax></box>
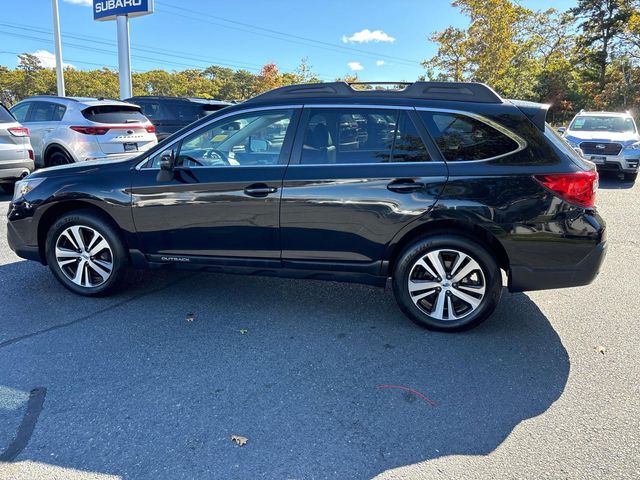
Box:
<box><xmin>94</xmin><ymin>0</ymin><xmax>154</xmax><ymax>22</ymax></box>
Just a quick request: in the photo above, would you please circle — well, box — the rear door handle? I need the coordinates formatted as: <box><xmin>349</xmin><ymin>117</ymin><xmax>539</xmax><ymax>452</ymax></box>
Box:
<box><xmin>387</xmin><ymin>179</ymin><xmax>425</xmax><ymax>193</ymax></box>
<box><xmin>244</xmin><ymin>183</ymin><xmax>278</xmax><ymax>197</ymax></box>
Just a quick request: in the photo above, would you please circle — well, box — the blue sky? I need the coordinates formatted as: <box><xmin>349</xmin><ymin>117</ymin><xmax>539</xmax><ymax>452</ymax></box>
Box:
<box><xmin>1</xmin><ymin>0</ymin><xmax>576</xmax><ymax>81</ymax></box>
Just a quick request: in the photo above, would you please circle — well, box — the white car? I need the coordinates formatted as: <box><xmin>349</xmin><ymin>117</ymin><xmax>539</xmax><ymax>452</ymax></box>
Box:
<box><xmin>10</xmin><ymin>96</ymin><xmax>157</xmax><ymax>168</ymax></box>
<box><xmin>560</xmin><ymin>111</ymin><xmax>639</xmax><ymax>182</ymax></box>
<box><xmin>0</xmin><ymin>103</ymin><xmax>34</xmax><ymax>194</ymax></box>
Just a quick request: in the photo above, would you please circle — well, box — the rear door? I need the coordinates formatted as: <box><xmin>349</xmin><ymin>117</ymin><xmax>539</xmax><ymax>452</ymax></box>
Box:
<box><xmin>280</xmin><ymin>105</ymin><xmax>448</xmax><ymax>271</ymax></box>
<box><xmin>19</xmin><ymin>101</ymin><xmax>64</xmax><ymax>165</ymax></box>
<box><xmin>81</xmin><ymin>104</ymin><xmax>156</xmax><ymax>154</ymax></box>
<box><xmin>0</xmin><ymin>105</ymin><xmax>29</xmax><ymax>164</ymax></box>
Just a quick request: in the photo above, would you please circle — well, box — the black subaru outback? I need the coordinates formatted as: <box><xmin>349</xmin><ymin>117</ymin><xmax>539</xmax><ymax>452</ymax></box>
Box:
<box><xmin>6</xmin><ymin>82</ymin><xmax>606</xmax><ymax>331</ymax></box>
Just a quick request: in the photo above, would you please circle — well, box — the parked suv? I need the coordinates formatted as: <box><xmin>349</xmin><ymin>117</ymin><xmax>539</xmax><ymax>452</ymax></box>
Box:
<box><xmin>560</xmin><ymin>111</ymin><xmax>639</xmax><ymax>182</ymax></box>
<box><xmin>10</xmin><ymin>96</ymin><xmax>157</xmax><ymax>168</ymax></box>
<box><xmin>7</xmin><ymin>82</ymin><xmax>606</xmax><ymax>331</ymax></box>
<box><xmin>0</xmin><ymin>103</ymin><xmax>34</xmax><ymax>194</ymax></box>
<box><xmin>125</xmin><ymin>96</ymin><xmax>231</xmax><ymax>141</ymax></box>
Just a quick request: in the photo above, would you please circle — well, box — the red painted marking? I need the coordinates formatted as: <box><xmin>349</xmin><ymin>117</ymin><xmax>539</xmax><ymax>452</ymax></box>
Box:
<box><xmin>376</xmin><ymin>384</ymin><xmax>437</xmax><ymax>407</ymax></box>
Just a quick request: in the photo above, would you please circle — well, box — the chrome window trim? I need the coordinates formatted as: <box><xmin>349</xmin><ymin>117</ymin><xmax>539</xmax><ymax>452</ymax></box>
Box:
<box><xmin>415</xmin><ymin>107</ymin><xmax>528</xmax><ymax>163</ymax></box>
<box><xmin>303</xmin><ymin>104</ymin><xmax>413</xmax><ymax>110</ymax></box>
<box><xmin>136</xmin><ymin>105</ymin><xmax>303</xmax><ymax>170</ymax></box>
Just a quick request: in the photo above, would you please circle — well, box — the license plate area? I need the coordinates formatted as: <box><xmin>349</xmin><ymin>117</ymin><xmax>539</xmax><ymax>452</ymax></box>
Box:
<box><xmin>590</xmin><ymin>156</ymin><xmax>606</xmax><ymax>163</ymax></box>
<box><xmin>123</xmin><ymin>142</ymin><xmax>138</xmax><ymax>152</ymax></box>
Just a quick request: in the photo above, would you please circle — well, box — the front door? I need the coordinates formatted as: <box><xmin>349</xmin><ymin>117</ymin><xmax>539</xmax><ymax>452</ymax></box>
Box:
<box><xmin>280</xmin><ymin>106</ymin><xmax>448</xmax><ymax>271</ymax></box>
<box><xmin>131</xmin><ymin>107</ymin><xmax>299</xmax><ymax>263</ymax></box>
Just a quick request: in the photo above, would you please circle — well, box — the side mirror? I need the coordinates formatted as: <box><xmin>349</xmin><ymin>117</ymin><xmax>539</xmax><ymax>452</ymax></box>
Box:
<box><xmin>249</xmin><ymin>138</ymin><xmax>268</xmax><ymax>153</ymax></box>
<box><xmin>156</xmin><ymin>149</ymin><xmax>174</xmax><ymax>182</ymax></box>
<box><xmin>557</xmin><ymin>127</ymin><xmax>566</xmax><ymax>134</ymax></box>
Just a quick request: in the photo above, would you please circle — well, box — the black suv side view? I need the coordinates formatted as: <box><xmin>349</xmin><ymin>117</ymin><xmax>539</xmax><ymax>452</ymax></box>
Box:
<box><xmin>125</xmin><ymin>96</ymin><xmax>232</xmax><ymax>141</ymax></box>
<box><xmin>7</xmin><ymin>82</ymin><xmax>606</xmax><ymax>331</ymax></box>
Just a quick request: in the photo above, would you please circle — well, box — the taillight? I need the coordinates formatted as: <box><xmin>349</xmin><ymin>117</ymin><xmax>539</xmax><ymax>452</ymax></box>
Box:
<box><xmin>534</xmin><ymin>170</ymin><xmax>598</xmax><ymax>209</ymax></box>
<box><xmin>71</xmin><ymin>126</ymin><xmax>110</xmax><ymax>135</ymax></box>
<box><xmin>27</xmin><ymin>149</ymin><xmax>34</xmax><ymax>160</ymax></box>
<box><xmin>146</xmin><ymin>124</ymin><xmax>156</xmax><ymax>133</ymax></box>
<box><xmin>8</xmin><ymin>127</ymin><xmax>29</xmax><ymax>137</ymax></box>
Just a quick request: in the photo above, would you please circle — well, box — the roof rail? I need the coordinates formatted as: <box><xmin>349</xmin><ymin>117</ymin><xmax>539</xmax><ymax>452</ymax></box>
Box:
<box><xmin>26</xmin><ymin>95</ymin><xmax>79</xmax><ymax>102</ymax></box>
<box><xmin>245</xmin><ymin>81</ymin><xmax>503</xmax><ymax>104</ymax></box>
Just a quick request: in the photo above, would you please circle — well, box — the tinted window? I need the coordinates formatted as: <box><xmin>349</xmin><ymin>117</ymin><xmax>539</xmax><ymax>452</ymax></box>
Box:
<box><xmin>10</xmin><ymin>103</ymin><xmax>30</xmax><ymax>123</ymax></box>
<box><xmin>172</xmin><ymin>109</ymin><xmax>294</xmax><ymax>167</ymax></box>
<box><xmin>82</xmin><ymin>105</ymin><xmax>147</xmax><ymax>124</ymax></box>
<box><xmin>301</xmin><ymin>108</ymin><xmax>397</xmax><ymax>164</ymax></box>
<box><xmin>165</xmin><ymin>102</ymin><xmax>206</xmax><ymax>122</ymax></box>
<box><xmin>420</xmin><ymin>112</ymin><xmax>520</xmax><ymax>161</ymax></box>
<box><xmin>0</xmin><ymin>104</ymin><xmax>15</xmax><ymax>123</ymax></box>
<box><xmin>393</xmin><ymin>112</ymin><xmax>431</xmax><ymax>162</ymax></box>
<box><xmin>29</xmin><ymin>102</ymin><xmax>64</xmax><ymax>122</ymax></box>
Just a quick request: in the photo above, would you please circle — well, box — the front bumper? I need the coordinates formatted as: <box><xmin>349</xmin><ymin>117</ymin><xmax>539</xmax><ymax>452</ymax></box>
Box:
<box><xmin>6</xmin><ymin>216</ymin><xmax>42</xmax><ymax>263</ymax></box>
<box><xmin>582</xmin><ymin>152</ymin><xmax>639</xmax><ymax>173</ymax></box>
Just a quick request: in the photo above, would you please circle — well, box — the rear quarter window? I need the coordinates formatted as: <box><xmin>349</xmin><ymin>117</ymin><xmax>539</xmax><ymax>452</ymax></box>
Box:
<box><xmin>0</xmin><ymin>104</ymin><xmax>15</xmax><ymax>123</ymax></box>
<box><xmin>83</xmin><ymin>105</ymin><xmax>148</xmax><ymax>124</ymax></box>
<box><xmin>420</xmin><ymin>111</ymin><xmax>521</xmax><ymax>161</ymax></box>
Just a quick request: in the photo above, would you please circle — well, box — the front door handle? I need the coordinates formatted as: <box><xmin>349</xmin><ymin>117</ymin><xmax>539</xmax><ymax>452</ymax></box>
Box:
<box><xmin>244</xmin><ymin>183</ymin><xmax>278</xmax><ymax>197</ymax></box>
<box><xmin>387</xmin><ymin>179</ymin><xmax>425</xmax><ymax>193</ymax></box>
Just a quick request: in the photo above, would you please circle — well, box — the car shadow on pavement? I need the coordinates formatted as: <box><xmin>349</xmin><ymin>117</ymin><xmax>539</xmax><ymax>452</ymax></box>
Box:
<box><xmin>0</xmin><ymin>263</ymin><xmax>569</xmax><ymax>480</ymax></box>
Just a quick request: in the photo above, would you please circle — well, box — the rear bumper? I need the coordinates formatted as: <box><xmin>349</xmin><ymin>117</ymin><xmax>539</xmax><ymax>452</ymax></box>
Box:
<box><xmin>509</xmin><ymin>240</ymin><xmax>607</xmax><ymax>292</ymax></box>
<box><xmin>0</xmin><ymin>159</ymin><xmax>34</xmax><ymax>181</ymax></box>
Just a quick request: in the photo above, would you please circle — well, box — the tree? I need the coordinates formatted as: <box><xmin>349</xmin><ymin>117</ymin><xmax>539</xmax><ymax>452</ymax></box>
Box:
<box><xmin>422</xmin><ymin>27</ymin><xmax>470</xmax><ymax>82</ymax></box>
<box><xmin>571</xmin><ymin>0</ymin><xmax>634</xmax><ymax>92</ymax></box>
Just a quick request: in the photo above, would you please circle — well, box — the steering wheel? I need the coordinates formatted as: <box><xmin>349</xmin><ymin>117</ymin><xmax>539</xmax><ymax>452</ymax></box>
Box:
<box><xmin>178</xmin><ymin>155</ymin><xmax>205</xmax><ymax>167</ymax></box>
<box><xmin>204</xmin><ymin>149</ymin><xmax>230</xmax><ymax>165</ymax></box>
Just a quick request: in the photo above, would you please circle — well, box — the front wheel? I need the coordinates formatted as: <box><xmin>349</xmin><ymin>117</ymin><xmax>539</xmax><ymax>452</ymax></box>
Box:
<box><xmin>392</xmin><ymin>235</ymin><xmax>502</xmax><ymax>332</ymax></box>
<box><xmin>45</xmin><ymin>210</ymin><xmax>128</xmax><ymax>296</ymax></box>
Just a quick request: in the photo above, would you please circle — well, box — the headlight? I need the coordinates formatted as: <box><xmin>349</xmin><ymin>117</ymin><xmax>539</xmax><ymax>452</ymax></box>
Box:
<box><xmin>13</xmin><ymin>178</ymin><xmax>45</xmax><ymax>201</ymax></box>
<box><xmin>565</xmin><ymin>139</ymin><xmax>579</xmax><ymax>148</ymax></box>
<box><xmin>625</xmin><ymin>141</ymin><xmax>640</xmax><ymax>151</ymax></box>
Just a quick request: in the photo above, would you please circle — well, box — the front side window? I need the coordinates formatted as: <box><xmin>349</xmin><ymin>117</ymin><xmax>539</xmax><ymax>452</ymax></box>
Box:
<box><xmin>300</xmin><ymin>108</ymin><xmax>430</xmax><ymax>164</ymax></box>
<box><xmin>174</xmin><ymin>109</ymin><xmax>295</xmax><ymax>167</ymax></box>
<box><xmin>420</xmin><ymin>112</ymin><xmax>520</xmax><ymax>161</ymax></box>
<box><xmin>569</xmin><ymin>115</ymin><xmax>636</xmax><ymax>133</ymax></box>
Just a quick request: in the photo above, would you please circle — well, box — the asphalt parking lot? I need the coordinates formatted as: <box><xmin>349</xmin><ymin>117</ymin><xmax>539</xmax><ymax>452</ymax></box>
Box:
<box><xmin>0</xmin><ymin>174</ymin><xmax>638</xmax><ymax>480</ymax></box>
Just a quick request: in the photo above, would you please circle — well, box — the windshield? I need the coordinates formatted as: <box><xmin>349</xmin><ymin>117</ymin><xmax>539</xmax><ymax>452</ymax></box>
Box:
<box><xmin>569</xmin><ymin>115</ymin><xmax>636</xmax><ymax>133</ymax></box>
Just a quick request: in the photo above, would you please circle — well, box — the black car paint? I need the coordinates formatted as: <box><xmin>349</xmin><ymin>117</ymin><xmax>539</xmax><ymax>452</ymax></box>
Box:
<box><xmin>6</xmin><ymin>94</ymin><xmax>606</xmax><ymax>292</ymax></box>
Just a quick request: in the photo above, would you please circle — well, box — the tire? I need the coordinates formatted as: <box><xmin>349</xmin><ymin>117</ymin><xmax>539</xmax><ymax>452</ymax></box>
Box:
<box><xmin>392</xmin><ymin>235</ymin><xmax>502</xmax><ymax>332</ymax></box>
<box><xmin>624</xmin><ymin>172</ymin><xmax>638</xmax><ymax>182</ymax></box>
<box><xmin>46</xmin><ymin>149</ymin><xmax>72</xmax><ymax>167</ymax></box>
<box><xmin>45</xmin><ymin>210</ymin><xmax>128</xmax><ymax>296</ymax></box>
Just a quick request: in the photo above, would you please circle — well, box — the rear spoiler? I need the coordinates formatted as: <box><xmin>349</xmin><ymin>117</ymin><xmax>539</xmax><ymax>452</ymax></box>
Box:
<box><xmin>509</xmin><ymin>99</ymin><xmax>550</xmax><ymax>132</ymax></box>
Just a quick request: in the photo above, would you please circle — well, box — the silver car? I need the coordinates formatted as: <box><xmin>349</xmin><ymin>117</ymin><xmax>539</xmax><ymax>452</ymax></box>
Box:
<box><xmin>560</xmin><ymin>111</ymin><xmax>639</xmax><ymax>182</ymax></box>
<box><xmin>0</xmin><ymin>103</ymin><xmax>34</xmax><ymax>195</ymax></box>
<box><xmin>10</xmin><ymin>96</ymin><xmax>157</xmax><ymax>168</ymax></box>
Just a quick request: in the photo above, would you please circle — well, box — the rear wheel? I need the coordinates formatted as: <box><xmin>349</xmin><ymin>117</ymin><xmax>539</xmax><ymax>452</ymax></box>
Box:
<box><xmin>46</xmin><ymin>149</ymin><xmax>72</xmax><ymax>167</ymax></box>
<box><xmin>45</xmin><ymin>211</ymin><xmax>128</xmax><ymax>296</ymax></box>
<box><xmin>392</xmin><ymin>235</ymin><xmax>502</xmax><ymax>331</ymax></box>
<box><xmin>624</xmin><ymin>172</ymin><xmax>638</xmax><ymax>182</ymax></box>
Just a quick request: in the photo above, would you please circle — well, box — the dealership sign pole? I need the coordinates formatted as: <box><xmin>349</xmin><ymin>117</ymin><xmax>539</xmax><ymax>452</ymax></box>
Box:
<box><xmin>52</xmin><ymin>0</ymin><xmax>65</xmax><ymax>96</ymax></box>
<box><xmin>93</xmin><ymin>0</ymin><xmax>154</xmax><ymax>99</ymax></box>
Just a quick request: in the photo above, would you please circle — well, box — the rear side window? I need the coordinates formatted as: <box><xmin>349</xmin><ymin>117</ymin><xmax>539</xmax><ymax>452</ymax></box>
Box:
<box><xmin>300</xmin><ymin>108</ymin><xmax>430</xmax><ymax>164</ymax></box>
<box><xmin>28</xmin><ymin>102</ymin><xmax>66</xmax><ymax>122</ymax></box>
<box><xmin>0</xmin><ymin>104</ymin><xmax>15</xmax><ymax>123</ymax></box>
<box><xmin>420</xmin><ymin>112</ymin><xmax>520</xmax><ymax>161</ymax></box>
<box><xmin>82</xmin><ymin>105</ymin><xmax>147</xmax><ymax>124</ymax></box>
<box><xmin>165</xmin><ymin>102</ymin><xmax>206</xmax><ymax>122</ymax></box>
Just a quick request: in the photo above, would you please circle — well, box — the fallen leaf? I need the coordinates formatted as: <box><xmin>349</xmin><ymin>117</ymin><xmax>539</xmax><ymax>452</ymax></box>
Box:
<box><xmin>239</xmin><ymin>329</ymin><xmax>248</xmax><ymax>334</ymax></box>
<box><xmin>230</xmin><ymin>435</ymin><xmax>248</xmax><ymax>447</ymax></box>
<box><xmin>594</xmin><ymin>345</ymin><xmax>606</xmax><ymax>355</ymax></box>
<box><xmin>186</xmin><ymin>313</ymin><xmax>195</xmax><ymax>322</ymax></box>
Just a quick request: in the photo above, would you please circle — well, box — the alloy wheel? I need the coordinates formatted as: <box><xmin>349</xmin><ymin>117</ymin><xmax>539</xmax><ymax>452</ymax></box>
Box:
<box><xmin>407</xmin><ymin>248</ymin><xmax>486</xmax><ymax>321</ymax></box>
<box><xmin>55</xmin><ymin>225</ymin><xmax>114</xmax><ymax>288</ymax></box>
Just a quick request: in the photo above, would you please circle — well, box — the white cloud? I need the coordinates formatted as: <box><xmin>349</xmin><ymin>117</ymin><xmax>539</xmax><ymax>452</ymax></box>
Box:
<box><xmin>342</xmin><ymin>29</ymin><xmax>396</xmax><ymax>44</ymax></box>
<box><xmin>24</xmin><ymin>50</ymin><xmax>75</xmax><ymax>69</ymax></box>
<box><xmin>347</xmin><ymin>61</ymin><xmax>364</xmax><ymax>71</ymax></box>
<box><xmin>376</xmin><ymin>60</ymin><xmax>385</xmax><ymax>67</ymax></box>
<box><xmin>63</xmin><ymin>0</ymin><xmax>93</xmax><ymax>6</ymax></box>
